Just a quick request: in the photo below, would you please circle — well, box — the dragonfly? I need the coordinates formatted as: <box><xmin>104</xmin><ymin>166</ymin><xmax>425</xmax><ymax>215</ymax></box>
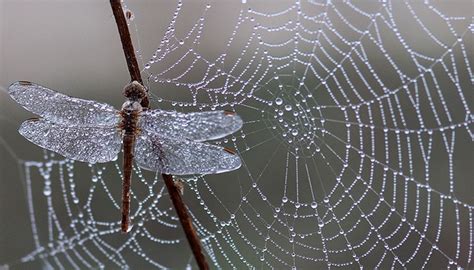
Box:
<box><xmin>8</xmin><ymin>80</ymin><xmax>242</xmax><ymax>232</ymax></box>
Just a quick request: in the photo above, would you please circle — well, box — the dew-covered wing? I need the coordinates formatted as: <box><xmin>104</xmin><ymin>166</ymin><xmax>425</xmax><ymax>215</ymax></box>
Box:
<box><xmin>19</xmin><ymin>119</ymin><xmax>122</xmax><ymax>163</ymax></box>
<box><xmin>134</xmin><ymin>132</ymin><xmax>241</xmax><ymax>175</ymax></box>
<box><xmin>9</xmin><ymin>81</ymin><xmax>119</xmax><ymax>126</ymax></box>
<box><xmin>140</xmin><ymin>110</ymin><xmax>243</xmax><ymax>142</ymax></box>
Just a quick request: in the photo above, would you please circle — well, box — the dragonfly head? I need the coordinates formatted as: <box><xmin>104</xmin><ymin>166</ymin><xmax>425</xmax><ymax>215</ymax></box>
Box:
<box><xmin>123</xmin><ymin>81</ymin><xmax>146</xmax><ymax>102</ymax></box>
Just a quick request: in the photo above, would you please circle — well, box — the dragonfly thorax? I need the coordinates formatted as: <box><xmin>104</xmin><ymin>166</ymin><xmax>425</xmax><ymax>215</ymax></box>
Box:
<box><xmin>121</xmin><ymin>100</ymin><xmax>143</xmax><ymax>112</ymax></box>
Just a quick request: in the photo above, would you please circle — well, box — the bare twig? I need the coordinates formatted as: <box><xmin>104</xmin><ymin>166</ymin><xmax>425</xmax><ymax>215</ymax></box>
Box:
<box><xmin>163</xmin><ymin>174</ymin><xmax>209</xmax><ymax>270</ymax></box>
<box><xmin>110</xmin><ymin>0</ymin><xmax>148</xmax><ymax>108</ymax></box>
<box><xmin>109</xmin><ymin>1</ymin><xmax>209</xmax><ymax>269</ymax></box>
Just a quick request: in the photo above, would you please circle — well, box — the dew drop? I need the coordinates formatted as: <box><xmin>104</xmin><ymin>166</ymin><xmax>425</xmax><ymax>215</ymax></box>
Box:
<box><xmin>43</xmin><ymin>186</ymin><xmax>52</xmax><ymax>196</ymax></box>
<box><xmin>275</xmin><ymin>98</ymin><xmax>283</xmax><ymax>105</ymax></box>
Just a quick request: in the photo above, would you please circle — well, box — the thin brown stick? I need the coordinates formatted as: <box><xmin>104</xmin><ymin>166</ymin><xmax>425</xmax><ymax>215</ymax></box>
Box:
<box><xmin>110</xmin><ymin>1</ymin><xmax>209</xmax><ymax>269</ymax></box>
<box><xmin>110</xmin><ymin>0</ymin><xmax>148</xmax><ymax>108</ymax></box>
<box><xmin>163</xmin><ymin>174</ymin><xmax>209</xmax><ymax>270</ymax></box>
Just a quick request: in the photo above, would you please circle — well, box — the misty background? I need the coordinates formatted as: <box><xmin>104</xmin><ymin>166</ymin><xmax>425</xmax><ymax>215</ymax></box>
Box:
<box><xmin>0</xmin><ymin>0</ymin><xmax>472</xmax><ymax>269</ymax></box>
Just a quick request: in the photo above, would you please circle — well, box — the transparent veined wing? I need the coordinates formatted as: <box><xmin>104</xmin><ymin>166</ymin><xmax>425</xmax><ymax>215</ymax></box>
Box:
<box><xmin>9</xmin><ymin>81</ymin><xmax>119</xmax><ymax>126</ymax></box>
<box><xmin>134</xmin><ymin>131</ymin><xmax>241</xmax><ymax>175</ymax></box>
<box><xmin>19</xmin><ymin>119</ymin><xmax>122</xmax><ymax>163</ymax></box>
<box><xmin>140</xmin><ymin>110</ymin><xmax>243</xmax><ymax>142</ymax></box>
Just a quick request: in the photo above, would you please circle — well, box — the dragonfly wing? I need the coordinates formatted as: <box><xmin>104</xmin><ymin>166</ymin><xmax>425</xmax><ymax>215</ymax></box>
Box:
<box><xmin>134</xmin><ymin>132</ymin><xmax>241</xmax><ymax>175</ymax></box>
<box><xmin>9</xmin><ymin>81</ymin><xmax>119</xmax><ymax>126</ymax></box>
<box><xmin>140</xmin><ymin>110</ymin><xmax>243</xmax><ymax>142</ymax></box>
<box><xmin>19</xmin><ymin>119</ymin><xmax>122</xmax><ymax>163</ymax></box>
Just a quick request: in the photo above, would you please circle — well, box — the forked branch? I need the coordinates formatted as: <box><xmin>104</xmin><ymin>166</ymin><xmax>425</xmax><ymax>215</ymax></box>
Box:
<box><xmin>109</xmin><ymin>1</ymin><xmax>209</xmax><ymax>269</ymax></box>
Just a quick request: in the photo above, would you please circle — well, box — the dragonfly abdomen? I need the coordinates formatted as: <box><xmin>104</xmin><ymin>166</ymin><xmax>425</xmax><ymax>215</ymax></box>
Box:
<box><xmin>119</xmin><ymin>107</ymin><xmax>141</xmax><ymax>233</ymax></box>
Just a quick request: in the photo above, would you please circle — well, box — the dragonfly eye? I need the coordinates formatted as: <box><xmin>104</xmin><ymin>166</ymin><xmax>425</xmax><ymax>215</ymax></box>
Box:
<box><xmin>123</xmin><ymin>81</ymin><xmax>146</xmax><ymax>101</ymax></box>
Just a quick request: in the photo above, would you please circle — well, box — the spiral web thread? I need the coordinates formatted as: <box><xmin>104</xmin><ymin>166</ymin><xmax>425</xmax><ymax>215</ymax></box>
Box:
<box><xmin>3</xmin><ymin>0</ymin><xmax>473</xmax><ymax>269</ymax></box>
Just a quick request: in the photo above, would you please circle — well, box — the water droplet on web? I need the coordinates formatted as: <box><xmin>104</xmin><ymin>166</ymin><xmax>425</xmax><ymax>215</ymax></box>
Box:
<box><xmin>285</xmin><ymin>105</ymin><xmax>292</xmax><ymax>111</ymax></box>
<box><xmin>43</xmin><ymin>186</ymin><xmax>51</xmax><ymax>196</ymax></box>
<box><xmin>275</xmin><ymin>98</ymin><xmax>283</xmax><ymax>105</ymax></box>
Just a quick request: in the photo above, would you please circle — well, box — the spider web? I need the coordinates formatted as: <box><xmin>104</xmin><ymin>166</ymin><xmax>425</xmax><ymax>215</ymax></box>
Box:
<box><xmin>1</xmin><ymin>0</ymin><xmax>473</xmax><ymax>269</ymax></box>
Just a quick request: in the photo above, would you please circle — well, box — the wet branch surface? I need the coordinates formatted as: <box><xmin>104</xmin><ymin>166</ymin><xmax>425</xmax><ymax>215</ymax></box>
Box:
<box><xmin>110</xmin><ymin>1</ymin><xmax>209</xmax><ymax>269</ymax></box>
